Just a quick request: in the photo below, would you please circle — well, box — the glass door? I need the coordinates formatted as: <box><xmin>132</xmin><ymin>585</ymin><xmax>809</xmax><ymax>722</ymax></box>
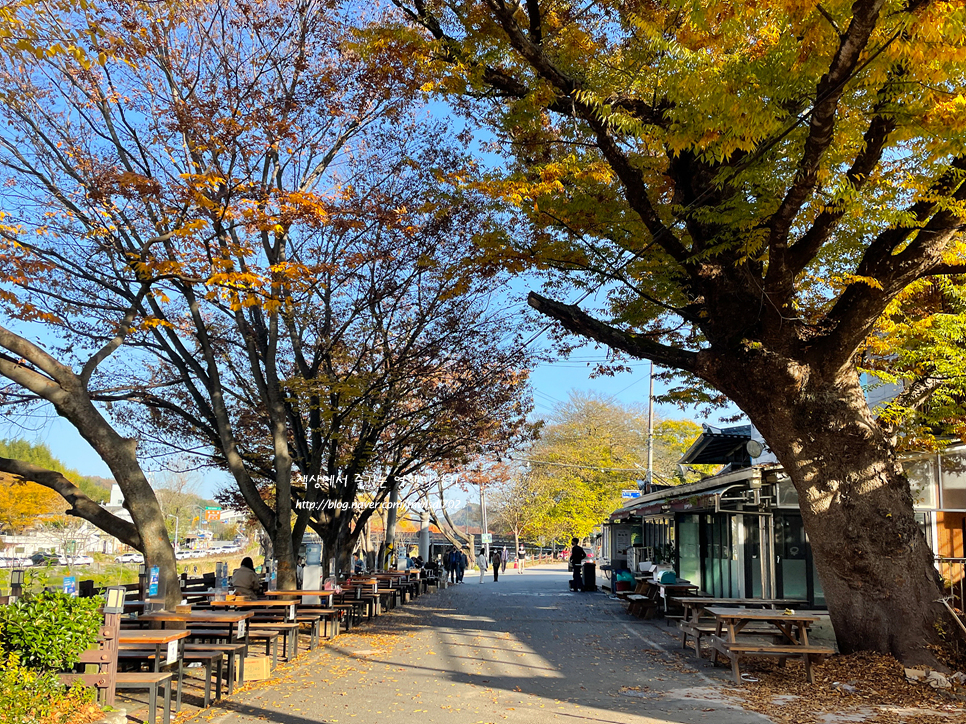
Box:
<box><xmin>775</xmin><ymin>513</ymin><xmax>808</xmax><ymax>603</ymax></box>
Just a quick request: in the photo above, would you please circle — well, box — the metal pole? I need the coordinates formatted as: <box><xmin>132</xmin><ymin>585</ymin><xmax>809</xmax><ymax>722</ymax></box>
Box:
<box><xmin>481</xmin><ymin>482</ymin><xmax>489</xmax><ymax>559</ymax></box>
<box><xmin>646</xmin><ymin>363</ymin><xmax>654</xmax><ymax>489</ymax></box>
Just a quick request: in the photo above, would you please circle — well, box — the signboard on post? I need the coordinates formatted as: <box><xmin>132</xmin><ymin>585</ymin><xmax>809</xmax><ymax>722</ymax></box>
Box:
<box><xmin>621</xmin><ymin>490</ymin><xmax>642</xmax><ymax>499</ymax></box>
<box><xmin>148</xmin><ymin>566</ymin><xmax>160</xmax><ymax>597</ymax></box>
<box><xmin>481</xmin><ymin>533</ymin><xmax>492</xmax><ymax>544</ymax></box>
<box><xmin>204</xmin><ymin>506</ymin><xmax>222</xmax><ymax>521</ymax></box>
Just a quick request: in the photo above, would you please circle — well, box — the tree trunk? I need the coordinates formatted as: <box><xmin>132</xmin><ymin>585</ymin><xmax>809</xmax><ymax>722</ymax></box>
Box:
<box><xmin>274</xmin><ymin>522</ymin><xmax>297</xmax><ymax>591</ymax></box>
<box><xmin>714</xmin><ymin>357</ymin><xmax>951</xmax><ymax>665</ymax></box>
<box><xmin>384</xmin><ymin>478</ymin><xmax>399</xmax><ymax>569</ymax></box>
<box><xmin>0</xmin><ymin>327</ymin><xmax>181</xmax><ymax>609</ymax></box>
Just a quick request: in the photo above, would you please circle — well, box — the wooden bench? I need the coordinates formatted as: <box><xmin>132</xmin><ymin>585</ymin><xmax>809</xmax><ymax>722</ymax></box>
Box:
<box><xmin>249</xmin><ymin>621</ymin><xmax>298</xmax><ymax>661</ymax></box>
<box><xmin>248</xmin><ymin>629</ymin><xmax>281</xmax><ymax>669</ymax></box>
<box><xmin>59</xmin><ymin>618</ymin><xmax>119</xmax><ymax>706</ymax></box>
<box><xmin>679</xmin><ymin>621</ymin><xmax>782</xmax><ymax>656</ymax></box>
<box><xmin>625</xmin><ymin>593</ymin><xmax>659</xmax><ymax>619</ymax></box>
<box><xmin>296</xmin><ymin>608</ymin><xmax>340</xmax><ymax>641</ymax></box>
<box><xmin>711</xmin><ymin>636</ymin><xmax>834</xmax><ymax>684</ymax></box>
<box><xmin>119</xmin><ymin>649</ymin><xmax>223</xmax><ymax>708</ymax></box>
<box><xmin>184</xmin><ymin>642</ymin><xmax>247</xmax><ymax>694</ymax></box>
<box><xmin>115</xmin><ymin>672</ymin><xmax>174</xmax><ymax>724</ymax></box>
<box><xmin>59</xmin><ymin>605</ymin><xmax>174</xmax><ymax>724</ymax></box>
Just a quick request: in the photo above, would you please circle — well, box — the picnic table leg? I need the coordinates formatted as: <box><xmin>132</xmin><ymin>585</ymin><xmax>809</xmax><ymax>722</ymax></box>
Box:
<box><xmin>226</xmin><ymin>652</ymin><xmax>235</xmax><ymax>696</ymax></box>
<box><xmin>730</xmin><ymin>651</ymin><xmax>741</xmax><ymax>685</ymax></box>
<box><xmin>162</xmin><ymin>678</ymin><xmax>171</xmax><ymax>724</ymax></box>
<box><xmin>804</xmin><ymin>653</ymin><xmax>815</xmax><ymax>684</ymax></box>
<box><xmin>148</xmin><ymin>681</ymin><xmax>158</xmax><ymax>724</ymax></box>
<box><xmin>202</xmin><ymin>659</ymin><xmax>212</xmax><ymax>708</ymax></box>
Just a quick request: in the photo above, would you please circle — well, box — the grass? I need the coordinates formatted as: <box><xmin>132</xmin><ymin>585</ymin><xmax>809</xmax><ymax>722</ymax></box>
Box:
<box><xmin>1</xmin><ymin>547</ymin><xmax>256</xmax><ymax>596</ymax></box>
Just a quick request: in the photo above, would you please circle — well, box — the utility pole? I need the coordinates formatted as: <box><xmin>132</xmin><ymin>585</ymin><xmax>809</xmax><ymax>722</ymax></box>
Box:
<box><xmin>480</xmin><ymin>482</ymin><xmax>489</xmax><ymax>559</ymax></box>
<box><xmin>646</xmin><ymin>363</ymin><xmax>654</xmax><ymax>492</ymax></box>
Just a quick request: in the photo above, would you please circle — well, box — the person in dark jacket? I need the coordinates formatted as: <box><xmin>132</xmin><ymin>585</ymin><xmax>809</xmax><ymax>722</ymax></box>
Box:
<box><xmin>447</xmin><ymin>546</ymin><xmax>459</xmax><ymax>583</ymax></box>
<box><xmin>457</xmin><ymin>550</ymin><xmax>467</xmax><ymax>583</ymax></box>
<box><xmin>569</xmin><ymin>538</ymin><xmax>586</xmax><ymax>591</ymax></box>
<box><xmin>490</xmin><ymin>547</ymin><xmax>502</xmax><ymax>582</ymax></box>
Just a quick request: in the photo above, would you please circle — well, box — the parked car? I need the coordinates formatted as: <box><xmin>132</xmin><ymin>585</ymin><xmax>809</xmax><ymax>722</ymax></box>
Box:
<box><xmin>175</xmin><ymin>551</ymin><xmax>190</xmax><ymax>560</ymax></box>
<box><xmin>30</xmin><ymin>552</ymin><xmax>62</xmax><ymax>566</ymax></box>
<box><xmin>567</xmin><ymin>547</ymin><xmax>595</xmax><ymax>571</ymax></box>
<box><xmin>114</xmin><ymin>552</ymin><xmax>144</xmax><ymax>564</ymax></box>
<box><xmin>64</xmin><ymin>555</ymin><xmax>94</xmax><ymax>566</ymax></box>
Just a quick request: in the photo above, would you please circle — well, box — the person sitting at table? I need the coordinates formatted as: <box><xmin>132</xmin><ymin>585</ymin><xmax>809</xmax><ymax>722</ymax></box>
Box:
<box><xmin>231</xmin><ymin>557</ymin><xmax>262</xmax><ymax>599</ymax></box>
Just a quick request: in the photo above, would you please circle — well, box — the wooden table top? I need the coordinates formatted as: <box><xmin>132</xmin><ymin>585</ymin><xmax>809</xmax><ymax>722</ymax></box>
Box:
<box><xmin>138</xmin><ymin>610</ymin><xmax>253</xmax><ymax>623</ymax></box>
<box><xmin>208</xmin><ymin>599</ymin><xmax>295</xmax><ymax>608</ymax></box>
<box><xmin>705</xmin><ymin>606</ymin><xmax>820</xmax><ymax>623</ymax></box>
<box><xmin>263</xmin><ymin>590</ymin><xmax>335</xmax><ymax>597</ymax></box>
<box><xmin>671</xmin><ymin>597</ymin><xmax>807</xmax><ymax>606</ymax></box>
<box><xmin>118</xmin><ymin>629</ymin><xmax>190</xmax><ymax>645</ymax></box>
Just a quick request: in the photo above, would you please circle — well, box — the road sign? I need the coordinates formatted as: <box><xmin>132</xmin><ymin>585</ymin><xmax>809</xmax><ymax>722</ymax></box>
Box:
<box><xmin>481</xmin><ymin>533</ymin><xmax>492</xmax><ymax>544</ymax></box>
<box><xmin>621</xmin><ymin>490</ymin><xmax>642</xmax><ymax>499</ymax></box>
<box><xmin>205</xmin><ymin>506</ymin><xmax>222</xmax><ymax>521</ymax></box>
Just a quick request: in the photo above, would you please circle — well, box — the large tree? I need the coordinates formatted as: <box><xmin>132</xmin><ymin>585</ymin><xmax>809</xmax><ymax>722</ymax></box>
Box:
<box><xmin>520</xmin><ymin>392</ymin><xmax>699</xmax><ymax>541</ymax></box>
<box><xmin>391</xmin><ymin>0</ymin><xmax>966</xmax><ymax>662</ymax></box>
<box><xmin>0</xmin><ymin>0</ymin><xmax>531</xmax><ymax>586</ymax></box>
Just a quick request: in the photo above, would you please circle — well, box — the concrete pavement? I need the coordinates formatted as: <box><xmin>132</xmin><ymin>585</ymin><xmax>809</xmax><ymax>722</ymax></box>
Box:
<box><xmin>202</xmin><ymin>563</ymin><xmax>774</xmax><ymax>724</ymax></box>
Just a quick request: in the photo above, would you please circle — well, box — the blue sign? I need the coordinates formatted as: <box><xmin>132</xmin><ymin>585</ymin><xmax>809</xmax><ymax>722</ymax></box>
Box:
<box><xmin>149</xmin><ymin>566</ymin><xmax>160</xmax><ymax>596</ymax></box>
<box><xmin>62</xmin><ymin>576</ymin><xmax>77</xmax><ymax>596</ymax></box>
<box><xmin>621</xmin><ymin>490</ymin><xmax>642</xmax><ymax>499</ymax></box>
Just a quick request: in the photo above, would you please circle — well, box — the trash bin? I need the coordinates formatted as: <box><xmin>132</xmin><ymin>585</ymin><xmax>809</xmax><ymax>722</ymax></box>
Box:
<box><xmin>581</xmin><ymin>562</ymin><xmax>597</xmax><ymax>592</ymax></box>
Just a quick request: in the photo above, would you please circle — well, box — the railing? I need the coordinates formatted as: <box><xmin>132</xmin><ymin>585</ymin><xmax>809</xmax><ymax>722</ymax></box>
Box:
<box><xmin>935</xmin><ymin>557</ymin><xmax>966</xmax><ymax>617</ymax></box>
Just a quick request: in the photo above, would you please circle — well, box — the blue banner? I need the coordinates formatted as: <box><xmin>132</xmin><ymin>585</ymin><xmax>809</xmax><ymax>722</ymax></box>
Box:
<box><xmin>149</xmin><ymin>566</ymin><xmax>160</xmax><ymax>596</ymax></box>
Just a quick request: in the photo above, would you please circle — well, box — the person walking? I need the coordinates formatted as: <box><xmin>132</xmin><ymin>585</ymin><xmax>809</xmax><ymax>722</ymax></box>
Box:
<box><xmin>501</xmin><ymin>546</ymin><xmax>508</xmax><ymax>574</ymax></box>
<box><xmin>491</xmin><ymin>547</ymin><xmax>502</xmax><ymax>582</ymax></box>
<box><xmin>449</xmin><ymin>548</ymin><xmax>460</xmax><ymax>583</ymax></box>
<box><xmin>476</xmin><ymin>548</ymin><xmax>488</xmax><ymax>583</ymax></box>
<box><xmin>569</xmin><ymin>537</ymin><xmax>586</xmax><ymax>591</ymax></box>
<box><xmin>457</xmin><ymin>549</ymin><xmax>467</xmax><ymax>583</ymax></box>
<box><xmin>442</xmin><ymin>546</ymin><xmax>451</xmax><ymax>582</ymax></box>
<box><xmin>517</xmin><ymin>546</ymin><xmax>525</xmax><ymax>574</ymax></box>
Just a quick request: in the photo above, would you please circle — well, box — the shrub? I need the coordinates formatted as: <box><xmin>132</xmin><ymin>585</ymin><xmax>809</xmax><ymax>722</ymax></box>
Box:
<box><xmin>0</xmin><ymin>652</ymin><xmax>93</xmax><ymax>724</ymax></box>
<box><xmin>0</xmin><ymin>591</ymin><xmax>101</xmax><ymax>671</ymax></box>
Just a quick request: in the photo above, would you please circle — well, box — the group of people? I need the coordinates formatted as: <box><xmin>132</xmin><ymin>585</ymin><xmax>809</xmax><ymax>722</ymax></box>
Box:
<box><xmin>443</xmin><ymin>546</ymin><xmax>469</xmax><ymax>584</ymax></box>
<box><xmin>440</xmin><ymin>544</ymin><xmax>530</xmax><ymax>584</ymax></box>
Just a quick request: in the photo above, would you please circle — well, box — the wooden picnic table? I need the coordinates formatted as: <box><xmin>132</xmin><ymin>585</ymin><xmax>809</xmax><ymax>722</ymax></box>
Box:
<box><xmin>137</xmin><ymin>610</ymin><xmax>253</xmax><ymax>642</ymax></box>
<box><xmin>118</xmin><ymin>629</ymin><xmax>189</xmax><ymax>674</ymax></box>
<box><xmin>208</xmin><ymin>599</ymin><xmax>299</xmax><ymax>622</ymax></box>
<box><xmin>706</xmin><ymin>606</ymin><xmax>833</xmax><ymax>684</ymax></box>
<box><xmin>674</xmin><ymin>598</ymin><xmax>807</xmax><ymax>655</ymax></box>
<box><xmin>622</xmin><ymin>579</ymin><xmax>698</xmax><ymax>619</ymax></box>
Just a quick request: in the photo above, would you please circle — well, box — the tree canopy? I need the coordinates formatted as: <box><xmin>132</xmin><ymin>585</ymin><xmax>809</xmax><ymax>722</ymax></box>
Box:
<box><xmin>517</xmin><ymin>392</ymin><xmax>700</xmax><ymax>541</ymax></box>
<box><xmin>388</xmin><ymin>0</ymin><xmax>966</xmax><ymax>662</ymax></box>
<box><xmin>0</xmin><ymin>0</ymin><xmax>533</xmax><ymax>583</ymax></box>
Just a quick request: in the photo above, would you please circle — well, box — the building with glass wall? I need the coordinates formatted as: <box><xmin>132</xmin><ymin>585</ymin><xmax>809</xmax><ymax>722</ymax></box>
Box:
<box><xmin>600</xmin><ymin>429</ymin><xmax>966</xmax><ymax>610</ymax></box>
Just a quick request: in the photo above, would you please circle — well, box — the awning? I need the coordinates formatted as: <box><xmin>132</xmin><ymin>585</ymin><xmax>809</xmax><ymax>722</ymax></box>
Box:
<box><xmin>679</xmin><ymin>425</ymin><xmax>753</xmax><ymax>466</ymax></box>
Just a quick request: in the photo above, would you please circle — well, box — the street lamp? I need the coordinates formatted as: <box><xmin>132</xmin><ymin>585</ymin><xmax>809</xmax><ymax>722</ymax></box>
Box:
<box><xmin>11</xmin><ymin>568</ymin><xmax>24</xmax><ymax>597</ymax></box>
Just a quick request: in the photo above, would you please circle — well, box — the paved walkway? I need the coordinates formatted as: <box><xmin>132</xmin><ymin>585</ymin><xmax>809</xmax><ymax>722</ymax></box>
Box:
<box><xmin>202</xmin><ymin>564</ymin><xmax>773</xmax><ymax>724</ymax></box>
